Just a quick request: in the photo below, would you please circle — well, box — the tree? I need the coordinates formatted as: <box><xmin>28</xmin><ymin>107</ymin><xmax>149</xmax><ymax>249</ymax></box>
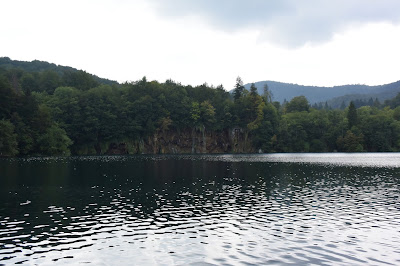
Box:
<box><xmin>357</xmin><ymin>109</ymin><xmax>399</xmax><ymax>151</ymax></box>
<box><xmin>393</xmin><ymin>106</ymin><xmax>400</xmax><ymax>121</ymax></box>
<box><xmin>6</xmin><ymin>68</ymin><xmax>23</xmax><ymax>93</ymax></box>
<box><xmin>0</xmin><ymin>119</ymin><xmax>18</xmax><ymax>156</ymax></box>
<box><xmin>0</xmin><ymin>75</ymin><xmax>15</xmax><ymax>119</ymax></box>
<box><xmin>37</xmin><ymin>124</ymin><xmax>73</xmax><ymax>155</ymax></box>
<box><xmin>21</xmin><ymin>72</ymin><xmax>39</xmax><ymax>94</ymax></box>
<box><xmin>347</xmin><ymin>101</ymin><xmax>358</xmax><ymax>129</ymax></box>
<box><xmin>373</xmin><ymin>98</ymin><xmax>381</xmax><ymax>108</ymax></box>
<box><xmin>62</xmin><ymin>70</ymin><xmax>99</xmax><ymax>91</ymax></box>
<box><xmin>39</xmin><ymin>70</ymin><xmax>60</xmax><ymax>94</ymax></box>
<box><xmin>11</xmin><ymin>113</ymin><xmax>34</xmax><ymax>155</ymax></box>
<box><xmin>233</xmin><ymin>76</ymin><xmax>244</xmax><ymax>101</ymax></box>
<box><xmin>384</xmin><ymin>92</ymin><xmax>400</xmax><ymax>108</ymax></box>
<box><xmin>250</xmin><ymin>83</ymin><xmax>258</xmax><ymax>97</ymax></box>
<box><xmin>216</xmin><ymin>84</ymin><xmax>225</xmax><ymax>92</ymax></box>
<box><xmin>247</xmin><ymin>101</ymin><xmax>265</xmax><ymax>131</ymax></box>
<box><xmin>279</xmin><ymin>112</ymin><xmax>309</xmax><ymax>152</ymax></box>
<box><xmin>190</xmin><ymin>102</ymin><xmax>201</xmax><ymax>128</ymax></box>
<box><xmin>263</xmin><ymin>83</ymin><xmax>273</xmax><ymax>103</ymax></box>
<box><xmin>285</xmin><ymin>96</ymin><xmax>309</xmax><ymax>113</ymax></box>
<box><xmin>337</xmin><ymin>130</ymin><xmax>364</xmax><ymax>152</ymax></box>
<box><xmin>49</xmin><ymin>87</ymin><xmax>82</xmax><ymax>147</ymax></box>
<box><xmin>199</xmin><ymin>101</ymin><xmax>216</xmax><ymax>129</ymax></box>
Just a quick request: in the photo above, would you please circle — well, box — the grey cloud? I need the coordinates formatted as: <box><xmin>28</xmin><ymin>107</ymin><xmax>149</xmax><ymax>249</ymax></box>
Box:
<box><xmin>149</xmin><ymin>0</ymin><xmax>400</xmax><ymax>47</ymax></box>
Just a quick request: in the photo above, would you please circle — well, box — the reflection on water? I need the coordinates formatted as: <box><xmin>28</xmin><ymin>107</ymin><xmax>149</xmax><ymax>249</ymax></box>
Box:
<box><xmin>0</xmin><ymin>154</ymin><xmax>400</xmax><ymax>265</ymax></box>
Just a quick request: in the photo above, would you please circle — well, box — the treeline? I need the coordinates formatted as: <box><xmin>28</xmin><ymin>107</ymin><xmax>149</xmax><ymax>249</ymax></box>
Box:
<box><xmin>1</xmin><ymin>67</ymin><xmax>400</xmax><ymax>156</ymax></box>
<box><xmin>312</xmin><ymin>97</ymin><xmax>382</xmax><ymax>110</ymax></box>
<box><xmin>0</xmin><ymin>57</ymin><xmax>117</xmax><ymax>86</ymax></box>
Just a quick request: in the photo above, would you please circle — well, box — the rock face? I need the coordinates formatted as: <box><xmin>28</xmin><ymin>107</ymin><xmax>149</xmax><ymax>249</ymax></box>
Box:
<box><xmin>104</xmin><ymin>128</ymin><xmax>255</xmax><ymax>155</ymax></box>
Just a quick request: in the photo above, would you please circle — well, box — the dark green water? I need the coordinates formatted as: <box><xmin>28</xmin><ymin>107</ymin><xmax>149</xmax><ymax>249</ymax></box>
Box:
<box><xmin>1</xmin><ymin>154</ymin><xmax>400</xmax><ymax>265</ymax></box>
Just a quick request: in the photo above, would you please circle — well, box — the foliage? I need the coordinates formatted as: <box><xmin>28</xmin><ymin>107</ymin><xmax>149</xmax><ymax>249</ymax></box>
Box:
<box><xmin>337</xmin><ymin>130</ymin><xmax>364</xmax><ymax>152</ymax></box>
<box><xmin>233</xmin><ymin>77</ymin><xmax>245</xmax><ymax>101</ymax></box>
<box><xmin>1</xmin><ymin>60</ymin><xmax>400</xmax><ymax>156</ymax></box>
<box><xmin>0</xmin><ymin>119</ymin><xmax>18</xmax><ymax>156</ymax></box>
<box><xmin>385</xmin><ymin>92</ymin><xmax>400</xmax><ymax>109</ymax></box>
<box><xmin>0</xmin><ymin>57</ymin><xmax>117</xmax><ymax>85</ymax></box>
<box><xmin>246</xmin><ymin>79</ymin><xmax>400</xmax><ymax>106</ymax></box>
<box><xmin>250</xmin><ymin>83</ymin><xmax>258</xmax><ymax>97</ymax></box>
<box><xmin>347</xmin><ymin>101</ymin><xmax>358</xmax><ymax>129</ymax></box>
<box><xmin>285</xmin><ymin>96</ymin><xmax>309</xmax><ymax>113</ymax></box>
<box><xmin>37</xmin><ymin>124</ymin><xmax>73</xmax><ymax>155</ymax></box>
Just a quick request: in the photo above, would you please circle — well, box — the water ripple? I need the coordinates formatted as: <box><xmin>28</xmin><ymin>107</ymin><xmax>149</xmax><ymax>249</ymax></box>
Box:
<box><xmin>0</xmin><ymin>154</ymin><xmax>400</xmax><ymax>265</ymax></box>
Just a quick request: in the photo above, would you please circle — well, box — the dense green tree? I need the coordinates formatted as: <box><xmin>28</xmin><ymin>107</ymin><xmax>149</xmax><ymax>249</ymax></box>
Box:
<box><xmin>11</xmin><ymin>113</ymin><xmax>34</xmax><ymax>155</ymax></box>
<box><xmin>6</xmin><ymin>68</ymin><xmax>23</xmax><ymax>93</ymax></box>
<box><xmin>233</xmin><ymin>77</ymin><xmax>244</xmax><ymax>101</ymax></box>
<box><xmin>393</xmin><ymin>106</ymin><xmax>400</xmax><ymax>121</ymax></box>
<box><xmin>199</xmin><ymin>101</ymin><xmax>216</xmax><ymax>129</ymax></box>
<box><xmin>263</xmin><ymin>83</ymin><xmax>273</xmax><ymax>103</ymax></box>
<box><xmin>39</xmin><ymin>70</ymin><xmax>60</xmax><ymax>94</ymax></box>
<box><xmin>307</xmin><ymin>110</ymin><xmax>329</xmax><ymax>152</ymax></box>
<box><xmin>37</xmin><ymin>124</ymin><xmax>73</xmax><ymax>155</ymax></box>
<box><xmin>281</xmin><ymin>112</ymin><xmax>309</xmax><ymax>152</ymax></box>
<box><xmin>324</xmin><ymin>110</ymin><xmax>346</xmax><ymax>151</ymax></box>
<box><xmin>162</xmin><ymin>83</ymin><xmax>191</xmax><ymax>129</ymax></box>
<box><xmin>62</xmin><ymin>70</ymin><xmax>100</xmax><ymax>91</ymax></box>
<box><xmin>190</xmin><ymin>102</ymin><xmax>201</xmax><ymax>128</ymax></box>
<box><xmin>347</xmin><ymin>101</ymin><xmax>358</xmax><ymax>129</ymax></box>
<box><xmin>285</xmin><ymin>96</ymin><xmax>309</xmax><ymax>113</ymax></box>
<box><xmin>48</xmin><ymin>87</ymin><xmax>82</xmax><ymax>150</ymax></box>
<box><xmin>20</xmin><ymin>72</ymin><xmax>39</xmax><ymax>94</ymax></box>
<box><xmin>358</xmin><ymin>107</ymin><xmax>400</xmax><ymax>151</ymax></box>
<box><xmin>0</xmin><ymin>119</ymin><xmax>18</xmax><ymax>156</ymax></box>
<box><xmin>247</xmin><ymin>101</ymin><xmax>264</xmax><ymax>131</ymax></box>
<box><xmin>2</xmin><ymin>64</ymin><xmax>400</xmax><ymax>156</ymax></box>
<box><xmin>337</xmin><ymin>130</ymin><xmax>364</xmax><ymax>152</ymax></box>
<box><xmin>373</xmin><ymin>98</ymin><xmax>381</xmax><ymax>108</ymax></box>
<box><xmin>250</xmin><ymin>83</ymin><xmax>258</xmax><ymax>97</ymax></box>
<box><xmin>384</xmin><ymin>92</ymin><xmax>400</xmax><ymax>108</ymax></box>
<box><xmin>0</xmin><ymin>75</ymin><xmax>15</xmax><ymax>119</ymax></box>
<box><xmin>252</xmin><ymin>103</ymin><xmax>278</xmax><ymax>152</ymax></box>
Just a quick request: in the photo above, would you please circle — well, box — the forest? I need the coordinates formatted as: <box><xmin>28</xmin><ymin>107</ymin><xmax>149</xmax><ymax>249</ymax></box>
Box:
<box><xmin>1</xmin><ymin>65</ymin><xmax>400</xmax><ymax>156</ymax></box>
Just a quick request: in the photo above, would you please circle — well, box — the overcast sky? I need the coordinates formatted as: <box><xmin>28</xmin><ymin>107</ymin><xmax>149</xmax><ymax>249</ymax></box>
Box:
<box><xmin>1</xmin><ymin>0</ymin><xmax>400</xmax><ymax>89</ymax></box>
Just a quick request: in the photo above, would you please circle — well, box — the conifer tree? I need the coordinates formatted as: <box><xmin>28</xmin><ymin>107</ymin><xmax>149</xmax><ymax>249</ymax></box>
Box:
<box><xmin>233</xmin><ymin>77</ymin><xmax>244</xmax><ymax>101</ymax></box>
<box><xmin>347</xmin><ymin>101</ymin><xmax>358</xmax><ymax>129</ymax></box>
<box><xmin>250</xmin><ymin>83</ymin><xmax>258</xmax><ymax>97</ymax></box>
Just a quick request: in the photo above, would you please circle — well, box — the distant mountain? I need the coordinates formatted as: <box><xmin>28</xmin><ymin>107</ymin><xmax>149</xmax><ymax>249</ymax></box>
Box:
<box><xmin>324</xmin><ymin>83</ymin><xmax>400</xmax><ymax>108</ymax></box>
<box><xmin>244</xmin><ymin>80</ymin><xmax>400</xmax><ymax>104</ymax></box>
<box><xmin>0</xmin><ymin>57</ymin><xmax>118</xmax><ymax>85</ymax></box>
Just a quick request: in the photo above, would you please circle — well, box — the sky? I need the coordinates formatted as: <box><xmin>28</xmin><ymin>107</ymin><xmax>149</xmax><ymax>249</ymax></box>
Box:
<box><xmin>1</xmin><ymin>0</ymin><xmax>400</xmax><ymax>90</ymax></box>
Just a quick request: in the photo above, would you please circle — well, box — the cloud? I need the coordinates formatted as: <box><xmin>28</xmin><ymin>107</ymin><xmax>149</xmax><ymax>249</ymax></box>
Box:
<box><xmin>148</xmin><ymin>0</ymin><xmax>400</xmax><ymax>47</ymax></box>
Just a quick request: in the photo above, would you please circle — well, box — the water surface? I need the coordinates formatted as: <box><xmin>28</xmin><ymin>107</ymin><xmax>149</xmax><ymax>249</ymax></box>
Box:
<box><xmin>1</xmin><ymin>153</ymin><xmax>400</xmax><ymax>265</ymax></box>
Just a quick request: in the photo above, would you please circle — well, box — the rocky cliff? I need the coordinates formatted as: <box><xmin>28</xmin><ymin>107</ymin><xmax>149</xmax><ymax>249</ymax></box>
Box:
<box><xmin>105</xmin><ymin>128</ymin><xmax>255</xmax><ymax>155</ymax></box>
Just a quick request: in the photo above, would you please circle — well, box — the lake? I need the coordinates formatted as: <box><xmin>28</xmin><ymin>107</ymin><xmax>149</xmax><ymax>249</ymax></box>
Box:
<box><xmin>1</xmin><ymin>153</ymin><xmax>400</xmax><ymax>265</ymax></box>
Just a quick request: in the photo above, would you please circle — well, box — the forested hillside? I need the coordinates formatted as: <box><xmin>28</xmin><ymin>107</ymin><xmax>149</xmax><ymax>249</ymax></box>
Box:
<box><xmin>324</xmin><ymin>82</ymin><xmax>400</xmax><ymax>108</ymax></box>
<box><xmin>0</xmin><ymin>57</ymin><xmax>117</xmax><ymax>86</ymax></box>
<box><xmin>246</xmin><ymin>80</ymin><xmax>400</xmax><ymax>104</ymax></box>
<box><xmin>1</xmin><ymin>59</ymin><xmax>400</xmax><ymax>156</ymax></box>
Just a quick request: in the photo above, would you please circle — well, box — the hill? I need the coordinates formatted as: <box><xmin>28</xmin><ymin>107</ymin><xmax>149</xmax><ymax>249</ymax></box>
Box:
<box><xmin>324</xmin><ymin>81</ymin><xmax>400</xmax><ymax>108</ymax></box>
<box><xmin>0</xmin><ymin>57</ymin><xmax>118</xmax><ymax>85</ymax></box>
<box><xmin>245</xmin><ymin>80</ymin><xmax>400</xmax><ymax>104</ymax></box>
